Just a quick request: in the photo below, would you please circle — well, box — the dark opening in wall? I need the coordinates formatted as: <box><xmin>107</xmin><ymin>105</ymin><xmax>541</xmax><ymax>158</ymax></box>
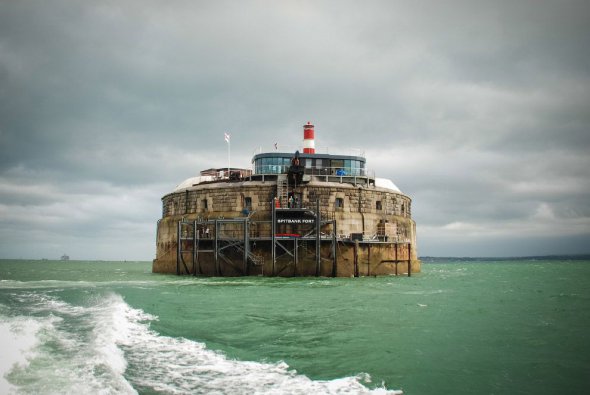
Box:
<box><xmin>335</xmin><ymin>197</ymin><xmax>344</xmax><ymax>208</ymax></box>
<box><xmin>244</xmin><ymin>197</ymin><xmax>252</xmax><ymax>209</ymax></box>
<box><xmin>202</xmin><ymin>199</ymin><xmax>208</xmax><ymax>210</ymax></box>
<box><xmin>376</xmin><ymin>200</ymin><xmax>382</xmax><ymax>211</ymax></box>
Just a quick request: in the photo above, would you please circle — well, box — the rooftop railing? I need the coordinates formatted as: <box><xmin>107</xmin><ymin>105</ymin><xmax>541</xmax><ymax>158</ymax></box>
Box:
<box><xmin>252</xmin><ymin>146</ymin><xmax>366</xmax><ymax>158</ymax></box>
<box><xmin>253</xmin><ymin>165</ymin><xmax>374</xmax><ymax>178</ymax></box>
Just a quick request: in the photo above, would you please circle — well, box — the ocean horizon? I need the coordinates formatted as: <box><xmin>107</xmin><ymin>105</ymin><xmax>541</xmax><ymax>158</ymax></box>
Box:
<box><xmin>1</xmin><ymin>257</ymin><xmax>589</xmax><ymax>394</ymax></box>
<box><xmin>5</xmin><ymin>253</ymin><xmax>590</xmax><ymax>262</ymax></box>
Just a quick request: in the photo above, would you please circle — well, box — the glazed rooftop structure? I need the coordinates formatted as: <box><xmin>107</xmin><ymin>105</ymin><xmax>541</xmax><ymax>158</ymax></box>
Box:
<box><xmin>153</xmin><ymin>122</ymin><xmax>419</xmax><ymax>277</ymax></box>
<box><xmin>252</xmin><ymin>152</ymin><xmax>366</xmax><ymax>177</ymax></box>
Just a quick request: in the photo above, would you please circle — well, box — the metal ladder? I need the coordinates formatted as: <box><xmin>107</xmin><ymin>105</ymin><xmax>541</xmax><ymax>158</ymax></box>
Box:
<box><xmin>277</xmin><ymin>174</ymin><xmax>289</xmax><ymax>207</ymax></box>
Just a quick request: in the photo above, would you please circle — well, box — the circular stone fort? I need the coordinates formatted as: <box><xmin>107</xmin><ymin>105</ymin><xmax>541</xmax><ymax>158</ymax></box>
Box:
<box><xmin>153</xmin><ymin>122</ymin><xmax>419</xmax><ymax>277</ymax></box>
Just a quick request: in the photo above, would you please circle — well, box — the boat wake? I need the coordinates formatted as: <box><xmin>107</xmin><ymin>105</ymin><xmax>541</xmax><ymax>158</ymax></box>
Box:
<box><xmin>1</xmin><ymin>292</ymin><xmax>401</xmax><ymax>394</ymax></box>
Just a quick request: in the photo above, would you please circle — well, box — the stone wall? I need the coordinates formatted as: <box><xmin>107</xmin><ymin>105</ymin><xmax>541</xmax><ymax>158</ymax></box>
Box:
<box><xmin>154</xmin><ymin>179</ymin><xmax>419</xmax><ymax>276</ymax></box>
<box><xmin>154</xmin><ymin>228</ymin><xmax>420</xmax><ymax>277</ymax></box>
<box><xmin>162</xmin><ymin>180</ymin><xmax>412</xmax><ymax>221</ymax></box>
<box><xmin>162</xmin><ymin>182</ymin><xmax>277</xmax><ymax>218</ymax></box>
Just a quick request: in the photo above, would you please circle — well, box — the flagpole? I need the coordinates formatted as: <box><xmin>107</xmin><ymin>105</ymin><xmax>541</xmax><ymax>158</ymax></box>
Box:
<box><xmin>224</xmin><ymin>132</ymin><xmax>231</xmax><ymax>179</ymax></box>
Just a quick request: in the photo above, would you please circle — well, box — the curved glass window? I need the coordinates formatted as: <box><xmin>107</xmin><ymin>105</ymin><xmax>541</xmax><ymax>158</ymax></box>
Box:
<box><xmin>350</xmin><ymin>160</ymin><xmax>362</xmax><ymax>176</ymax></box>
<box><xmin>254</xmin><ymin>155</ymin><xmax>365</xmax><ymax>176</ymax></box>
<box><xmin>254</xmin><ymin>157</ymin><xmax>290</xmax><ymax>174</ymax></box>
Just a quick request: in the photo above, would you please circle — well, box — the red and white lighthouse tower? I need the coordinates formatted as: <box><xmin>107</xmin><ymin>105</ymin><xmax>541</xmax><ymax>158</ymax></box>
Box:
<box><xmin>303</xmin><ymin>121</ymin><xmax>315</xmax><ymax>154</ymax></box>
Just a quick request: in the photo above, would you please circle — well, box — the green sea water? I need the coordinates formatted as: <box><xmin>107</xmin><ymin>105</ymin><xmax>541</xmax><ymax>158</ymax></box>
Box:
<box><xmin>1</xmin><ymin>258</ymin><xmax>589</xmax><ymax>394</ymax></box>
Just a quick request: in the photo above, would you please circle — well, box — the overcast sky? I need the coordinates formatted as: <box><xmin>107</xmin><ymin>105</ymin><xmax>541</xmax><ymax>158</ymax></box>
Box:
<box><xmin>1</xmin><ymin>0</ymin><xmax>589</xmax><ymax>260</ymax></box>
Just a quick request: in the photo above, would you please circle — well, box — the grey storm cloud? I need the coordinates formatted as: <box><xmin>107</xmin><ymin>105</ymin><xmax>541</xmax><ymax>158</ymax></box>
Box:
<box><xmin>1</xmin><ymin>0</ymin><xmax>589</xmax><ymax>259</ymax></box>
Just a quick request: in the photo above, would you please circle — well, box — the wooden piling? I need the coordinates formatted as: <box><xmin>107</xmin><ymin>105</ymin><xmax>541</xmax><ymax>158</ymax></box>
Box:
<box><xmin>407</xmin><ymin>243</ymin><xmax>412</xmax><ymax>277</ymax></box>
<box><xmin>354</xmin><ymin>240</ymin><xmax>359</xmax><ymax>277</ymax></box>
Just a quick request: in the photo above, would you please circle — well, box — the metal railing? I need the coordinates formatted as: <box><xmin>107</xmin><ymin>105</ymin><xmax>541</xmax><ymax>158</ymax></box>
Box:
<box><xmin>253</xmin><ymin>146</ymin><xmax>365</xmax><ymax>157</ymax></box>
<box><xmin>254</xmin><ymin>165</ymin><xmax>373</xmax><ymax>177</ymax></box>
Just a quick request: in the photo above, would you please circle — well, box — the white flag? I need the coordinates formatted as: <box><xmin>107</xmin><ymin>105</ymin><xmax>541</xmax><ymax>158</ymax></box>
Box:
<box><xmin>224</xmin><ymin>132</ymin><xmax>230</xmax><ymax>143</ymax></box>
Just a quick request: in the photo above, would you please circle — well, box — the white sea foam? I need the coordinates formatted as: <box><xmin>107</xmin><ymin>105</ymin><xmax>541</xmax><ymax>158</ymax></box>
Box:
<box><xmin>0</xmin><ymin>315</ymin><xmax>51</xmax><ymax>394</ymax></box>
<box><xmin>1</xmin><ymin>293</ymin><xmax>135</xmax><ymax>394</ymax></box>
<box><xmin>109</xmin><ymin>295</ymin><xmax>401</xmax><ymax>394</ymax></box>
<box><xmin>2</xmin><ymin>293</ymin><xmax>401</xmax><ymax>394</ymax></box>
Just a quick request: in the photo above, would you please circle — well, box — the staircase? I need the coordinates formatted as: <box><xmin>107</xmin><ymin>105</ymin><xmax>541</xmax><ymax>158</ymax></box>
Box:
<box><xmin>247</xmin><ymin>251</ymin><xmax>265</xmax><ymax>267</ymax></box>
<box><xmin>177</xmin><ymin>221</ymin><xmax>196</xmax><ymax>275</ymax></box>
<box><xmin>321</xmin><ymin>209</ymin><xmax>335</xmax><ymax>221</ymax></box>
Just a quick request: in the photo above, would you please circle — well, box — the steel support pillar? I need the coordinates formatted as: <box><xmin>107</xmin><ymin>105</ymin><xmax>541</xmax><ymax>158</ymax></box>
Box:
<box><xmin>243</xmin><ymin>219</ymin><xmax>249</xmax><ymax>275</ymax></box>
<box><xmin>408</xmin><ymin>243</ymin><xmax>412</xmax><ymax>277</ymax></box>
<box><xmin>315</xmin><ymin>200</ymin><xmax>321</xmax><ymax>276</ymax></box>
<box><xmin>271</xmin><ymin>202</ymin><xmax>276</xmax><ymax>276</ymax></box>
<box><xmin>331</xmin><ymin>220</ymin><xmax>337</xmax><ymax>277</ymax></box>
<box><xmin>176</xmin><ymin>221</ymin><xmax>181</xmax><ymax>275</ymax></box>
<box><xmin>294</xmin><ymin>238</ymin><xmax>298</xmax><ymax>276</ymax></box>
<box><xmin>214</xmin><ymin>219</ymin><xmax>220</xmax><ymax>276</ymax></box>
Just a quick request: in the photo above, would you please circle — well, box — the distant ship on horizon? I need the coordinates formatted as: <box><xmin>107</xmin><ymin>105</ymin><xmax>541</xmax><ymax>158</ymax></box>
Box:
<box><xmin>60</xmin><ymin>254</ymin><xmax>70</xmax><ymax>261</ymax></box>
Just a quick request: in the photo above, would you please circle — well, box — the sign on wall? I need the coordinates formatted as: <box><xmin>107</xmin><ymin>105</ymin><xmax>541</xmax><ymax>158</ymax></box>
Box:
<box><xmin>275</xmin><ymin>209</ymin><xmax>316</xmax><ymax>226</ymax></box>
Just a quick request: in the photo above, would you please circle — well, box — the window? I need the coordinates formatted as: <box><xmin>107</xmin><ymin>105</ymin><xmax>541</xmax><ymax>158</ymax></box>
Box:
<box><xmin>255</xmin><ymin>156</ymin><xmax>292</xmax><ymax>174</ymax></box>
<box><xmin>344</xmin><ymin>159</ymin><xmax>352</xmax><ymax>175</ymax></box>
<box><xmin>244</xmin><ymin>197</ymin><xmax>252</xmax><ymax>209</ymax></box>
<box><xmin>331</xmin><ymin>159</ymin><xmax>344</xmax><ymax>175</ymax></box>
<box><xmin>351</xmin><ymin>160</ymin><xmax>362</xmax><ymax>176</ymax></box>
<box><xmin>376</xmin><ymin>201</ymin><xmax>382</xmax><ymax>210</ymax></box>
<box><xmin>335</xmin><ymin>197</ymin><xmax>344</xmax><ymax>208</ymax></box>
<box><xmin>263</xmin><ymin>157</ymin><xmax>271</xmax><ymax>173</ymax></box>
<box><xmin>202</xmin><ymin>199</ymin><xmax>208</xmax><ymax>209</ymax></box>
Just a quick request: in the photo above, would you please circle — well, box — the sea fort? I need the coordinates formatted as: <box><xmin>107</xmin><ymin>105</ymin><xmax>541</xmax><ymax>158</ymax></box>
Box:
<box><xmin>153</xmin><ymin>122</ymin><xmax>419</xmax><ymax>276</ymax></box>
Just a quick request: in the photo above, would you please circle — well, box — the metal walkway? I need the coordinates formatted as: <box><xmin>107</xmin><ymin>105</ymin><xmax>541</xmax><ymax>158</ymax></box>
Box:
<box><xmin>176</xmin><ymin>200</ymin><xmax>413</xmax><ymax>277</ymax></box>
<box><xmin>176</xmin><ymin>201</ymin><xmax>337</xmax><ymax>277</ymax></box>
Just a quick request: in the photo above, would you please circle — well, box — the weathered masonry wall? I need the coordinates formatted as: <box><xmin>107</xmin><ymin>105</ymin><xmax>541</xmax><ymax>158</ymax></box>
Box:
<box><xmin>162</xmin><ymin>182</ymin><xmax>277</xmax><ymax>218</ymax></box>
<box><xmin>154</xmin><ymin>180</ymin><xmax>419</xmax><ymax>276</ymax></box>
<box><xmin>155</xmin><ymin>236</ymin><xmax>418</xmax><ymax>277</ymax></box>
<box><xmin>161</xmin><ymin>181</ymin><xmax>412</xmax><ymax>220</ymax></box>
